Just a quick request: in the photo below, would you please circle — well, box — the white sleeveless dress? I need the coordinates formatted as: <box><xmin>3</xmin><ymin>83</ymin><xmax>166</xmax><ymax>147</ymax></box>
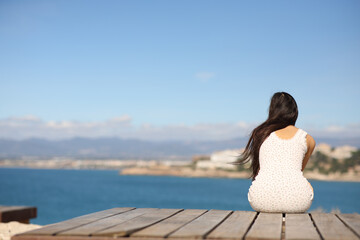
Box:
<box><xmin>248</xmin><ymin>128</ymin><xmax>314</xmax><ymax>213</ymax></box>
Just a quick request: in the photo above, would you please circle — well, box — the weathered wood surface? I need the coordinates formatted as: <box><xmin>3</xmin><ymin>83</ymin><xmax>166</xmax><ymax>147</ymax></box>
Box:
<box><xmin>132</xmin><ymin>209</ymin><xmax>207</xmax><ymax>238</ymax></box>
<box><xmin>59</xmin><ymin>208</ymin><xmax>154</xmax><ymax>236</ymax></box>
<box><xmin>207</xmin><ymin>211</ymin><xmax>257</xmax><ymax>239</ymax></box>
<box><xmin>311</xmin><ymin>212</ymin><xmax>359</xmax><ymax>240</ymax></box>
<box><xmin>285</xmin><ymin>213</ymin><xmax>321</xmax><ymax>240</ymax></box>
<box><xmin>168</xmin><ymin>209</ymin><xmax>231</xmax><ymax>238</ymax></box>
<box><xmin>12</xmin><ymin>208</ymin><xmax>360</xmax><ymax>240</ymax></box>
<box><xmin>0</xmin><ymin>205</ymin><xmax>37</xmax><ymax>223</ymax></box>
<box><xmin>337</xmin><ymin>213</ymin><xmax>360</xmax><ymax>238</ymax></box>
<box><xmin>24</xmin><ymin>208</ymin><xmax>134</xmax><ymax>235</ymax></box>
<box><xmin>245</xmin><ymin>212</ymin><xmax>283</xmax><ymax>240</ymax></box>
<box><xmin>94</xmin><ymin>208</ymin><xmax>182</xmax><ymax>237</ymax></box>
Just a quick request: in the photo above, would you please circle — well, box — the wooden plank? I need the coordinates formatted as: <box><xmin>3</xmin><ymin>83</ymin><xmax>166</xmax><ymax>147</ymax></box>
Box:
<box><xmin>22</xmin><ymin>207</ymin><xmax>134</xmax><ymax>235</ymax></box>
<box><xmin>12</xmin><ymin>235</ymin><xmax>165</xmax><ymax>240</ymax></box>
<box><xmin>132</xmin><ymin>209</ymin><xmax>207</xmax><ymax>238</ymax></box>
<box><xmin>94</xmin><ymin>208</ymin><xmax>183</xmax><ymax>237</ymax></box>
<box><xmin>336</xmin><ymin>213</ymin><xmax>360</xmax><ymax>238</ymax></box>
<box><xmin>311</xmin><ymin>213</ymin><xmax>359</xmax><ymax>240</ymax></box>
<box><xmin>206</xmin><ymin>211</ymin><xmax>257</xmax><ymax>240</ymax></box>
<box><xmin>285</xmin><ymin>213</ymin><xmax>321</xmax><ymax>240</ymax></box>
<box><xmin>0</xmin><ymin>206</ymin><xmax>37</xmax><ymax>223</ymax></box>
<box><xmin>168</xmin><ymin>209</ymin><xmax>232</xmax><ymax>239</ymax></box>
<box><xmin>59</xmin><ymin>208</ymin><xmax>156</xmax><ymax>236</ymax></box>
<box><xmin>12</xmin><ymin>235</ymin><xmax>115</xmax><ymax>240</ymax></box>
<box><xmin>70</xmin><ymin>208</ymin><xmax>134</xmax><ymax>221</ymax></box>
<box><xmin>245</xmin><ymin>212</ymin><xmax>282</xmax><ymax>240</ymax></box>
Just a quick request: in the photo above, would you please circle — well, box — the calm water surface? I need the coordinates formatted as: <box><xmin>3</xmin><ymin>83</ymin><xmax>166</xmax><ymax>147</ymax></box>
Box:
<box><xmin>0</xmin><ymin>168</ymin><xmax>359</xmax><ymax>225</ymax></box>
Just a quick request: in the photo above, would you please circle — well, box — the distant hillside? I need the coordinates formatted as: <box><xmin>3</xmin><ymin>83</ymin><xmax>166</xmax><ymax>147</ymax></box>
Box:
<box><xmin>0</xmin><ymin>136</ymin><xmax>359</xmax><ymax>160</ymax></box>
<box><xmin>304</xmin><ymin>144</ymin><xmax>360</xmax><ymax>176</ymax></box>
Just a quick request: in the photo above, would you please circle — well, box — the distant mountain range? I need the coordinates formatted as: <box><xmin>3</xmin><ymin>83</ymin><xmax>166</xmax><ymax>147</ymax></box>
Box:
<box><xmin>0</xmin><ymin>136</ymin><xmax>359</xmax><ymax>160</ymax></box>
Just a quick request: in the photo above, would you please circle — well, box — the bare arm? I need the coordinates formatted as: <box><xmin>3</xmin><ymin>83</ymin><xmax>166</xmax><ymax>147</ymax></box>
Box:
<box><xmin>301</xmin><ymin>134</ymin><xmax>316</xmax><ymax>172</ymax></box>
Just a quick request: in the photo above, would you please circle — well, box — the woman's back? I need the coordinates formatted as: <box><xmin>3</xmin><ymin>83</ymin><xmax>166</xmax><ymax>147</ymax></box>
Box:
<box><xmin>248</xmin><ymin>126</ymin><xmax>314</xmax><ymax>213</ymax></box>
<box><xmin>259</xmin><ymin>127</ymin><xmax>307</xmax><ymax>178</ymax></box>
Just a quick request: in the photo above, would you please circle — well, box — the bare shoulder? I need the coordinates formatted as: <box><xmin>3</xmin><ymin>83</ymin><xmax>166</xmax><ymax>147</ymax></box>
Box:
<box><xmin>306</xmin><ymin>133</ymin><xmax>316</xmax><ymax>149</ymax></box>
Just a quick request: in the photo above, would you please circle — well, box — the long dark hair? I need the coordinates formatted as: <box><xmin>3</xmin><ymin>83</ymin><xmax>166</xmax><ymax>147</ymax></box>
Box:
<box><xmin>233</xmin><ymin>92</ymin><xmax>298</xmax><ymax>181</ymax></box>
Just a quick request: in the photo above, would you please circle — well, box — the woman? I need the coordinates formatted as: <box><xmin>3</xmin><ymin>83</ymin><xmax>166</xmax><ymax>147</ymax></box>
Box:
<box><xmin>234</xmin><ymin>92</ymin><xmax>316</xmax><ymax>213</ymax></box>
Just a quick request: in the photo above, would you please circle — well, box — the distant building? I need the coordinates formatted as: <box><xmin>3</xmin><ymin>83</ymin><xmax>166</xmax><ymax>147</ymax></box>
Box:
<box><xmin>192</xmin><ymin>154</ymin><xmax>211</xmax><ymax>163</ymax></box>
<box><xmin>315</xmin><ymin>143</ymin><xmax>357</xmax><ymax>160</ymax></box>
<box><xmin>196</xmin><ymin>149</ymin><xmax>244</xmax><ymax>170</ymax></box>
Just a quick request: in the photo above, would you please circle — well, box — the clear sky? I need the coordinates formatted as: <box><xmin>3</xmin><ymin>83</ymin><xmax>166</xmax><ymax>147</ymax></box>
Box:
<box><xmin>0</xmin><ymin>0</ymin><xmax>359</xmax><ymax>140</ymax></box>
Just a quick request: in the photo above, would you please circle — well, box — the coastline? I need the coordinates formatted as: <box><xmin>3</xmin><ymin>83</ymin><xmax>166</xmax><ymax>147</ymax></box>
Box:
<box><xmin>119</xmin><ymin>166</ymin><xmax>360</xmax><ymax>182</ymax></box>
<box><xmin>120</xmin><ymin>166</ymin><xmax>251</xmax><ymax>179</ymax></box>
<box><xmin>1</xmin><ymin>159</ymin><xmax>359</xmax><ymax>182</ymax></box>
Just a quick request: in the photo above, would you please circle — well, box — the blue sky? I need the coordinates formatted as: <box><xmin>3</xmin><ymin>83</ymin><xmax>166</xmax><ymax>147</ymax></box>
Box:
<box><xmin>0</xmin><ymin>0</ymin><xmax>359</xmax><ymax>140</ymax></box>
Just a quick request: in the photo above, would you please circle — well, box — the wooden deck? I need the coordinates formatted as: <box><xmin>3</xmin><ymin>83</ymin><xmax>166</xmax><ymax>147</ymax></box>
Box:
<box><xmin>12</xmin><ymin>207</ymin><xmax>360</xmax><ymax>240</ymax></box>
<box><xmin>0</xmin><ymin>205</ymin><xmax>37</xmax><ymax>223</ymax></box>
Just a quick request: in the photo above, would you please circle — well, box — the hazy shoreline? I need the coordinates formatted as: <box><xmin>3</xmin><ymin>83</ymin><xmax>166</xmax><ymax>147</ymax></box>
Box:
<box><xmin>1</xmin><ymin>159</ymin><xmax>359</xmax><ymax>182</ymax></box>
<box><xmin>119</xmin><ymin>166</ymin><xmax>360</xmax><ymax>182</ymax></box>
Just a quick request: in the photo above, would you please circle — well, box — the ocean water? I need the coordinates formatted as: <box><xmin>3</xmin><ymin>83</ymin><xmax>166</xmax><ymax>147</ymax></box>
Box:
<box><xmin>0</xmin><ymin>168</ymin><xmax>359</xmax><ymax>225</ymax></box>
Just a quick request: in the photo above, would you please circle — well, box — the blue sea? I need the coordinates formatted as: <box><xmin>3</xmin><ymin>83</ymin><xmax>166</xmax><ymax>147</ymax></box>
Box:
<box><xmin>0</xmin><ymin>168</ymin><xmax>359</xmax><ymax>225</ymax></box>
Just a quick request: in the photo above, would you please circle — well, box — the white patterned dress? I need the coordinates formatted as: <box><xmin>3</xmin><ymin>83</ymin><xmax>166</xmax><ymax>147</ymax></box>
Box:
<box><xmin>248</xmin><ymin>128</ymin><xmax>314</xmax><ymax>213</ymax></box>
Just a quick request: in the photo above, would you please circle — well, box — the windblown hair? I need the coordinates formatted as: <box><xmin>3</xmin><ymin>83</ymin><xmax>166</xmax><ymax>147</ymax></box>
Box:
<box><xmin>233</xmin><ymin>92</ymin><xmax>298</xmax><ymax>181</ymax></box>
